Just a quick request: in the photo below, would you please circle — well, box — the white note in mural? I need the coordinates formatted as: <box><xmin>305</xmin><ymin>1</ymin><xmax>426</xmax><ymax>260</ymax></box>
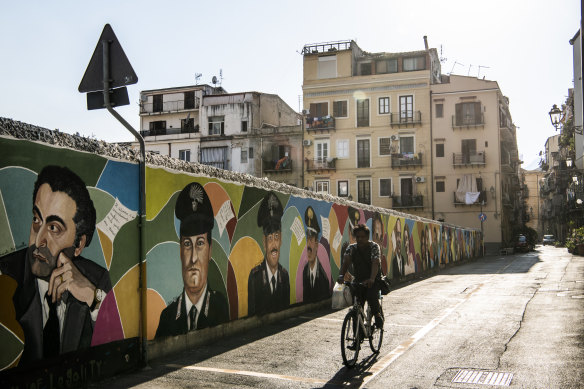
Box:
<box><xmin>333</xmin><ymin>229</ymin><xmax>342</xmax><ymax>252</ymax></box>
<box><xmin>290</xmin><ymin>217</ymin><xmax>305</xmax><ymax>246</ymax></box>
<box><xmin>216</xmin><ymin>200</ymin><xmax>234</xmax><ymax>237</ymax></box>
<box><xmin>320</xmin><ymin>215</ymin><xmax>330</xmax><ymax>242</ymax></box>
<box><xmin>97</xmin><ymin>198</ymin><xmax>137</xmax><ymax>242</ymax></box>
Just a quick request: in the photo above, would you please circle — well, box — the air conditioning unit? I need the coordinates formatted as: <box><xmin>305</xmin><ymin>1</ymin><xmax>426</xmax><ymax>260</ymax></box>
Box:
<box><xmin>415</xmin><ymin>176</ymin><xmax>426</xmax><ymax>183</ymax></box>
<box><xmin>390</xmin><ymin>135</ymin><xmax>397</xmax><ymax>141</ymax></box>
<box><xmin>303</xmin><ymin>139</ymin><xmax>312</xmax><ymax>146</ymax></box>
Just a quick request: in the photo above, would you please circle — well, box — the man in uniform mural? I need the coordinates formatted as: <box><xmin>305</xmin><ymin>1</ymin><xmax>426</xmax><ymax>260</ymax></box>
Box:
<box><xmin>390</xmin><ymin>218</ymin><xmax>405</xmax><ymax>280</ymax></box>
<box><xmin>247</xmin><ymin>192</ymin><xmax>290</xmax><ymax>316</ymax></box>
<box><xmin>302</xmin><ymin>206</ymin><xmax>331</xmax><ymax>303</ymax></box>
<box><xmin>0</xmin><ymin>165</ymin><xmax>111</xmax><ymax>365</ymax></box>
<box><xmin>156</xmin><ymin>182</ymin><xmax>229</xmax><ymax>338</ymax></box>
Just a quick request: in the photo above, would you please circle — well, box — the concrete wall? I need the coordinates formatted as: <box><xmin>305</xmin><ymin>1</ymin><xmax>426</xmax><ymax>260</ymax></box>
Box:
<box><xmin>0</xmin><ymin>119</ymin><xmax>482</xmax><ymax>387</ymax></box>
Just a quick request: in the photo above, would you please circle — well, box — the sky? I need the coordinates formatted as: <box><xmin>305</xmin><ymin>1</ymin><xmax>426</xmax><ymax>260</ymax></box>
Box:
<box><xmin>1</xmin><ymin>0</ymin><xmax>581</xmax><ymax>169</ymax></box>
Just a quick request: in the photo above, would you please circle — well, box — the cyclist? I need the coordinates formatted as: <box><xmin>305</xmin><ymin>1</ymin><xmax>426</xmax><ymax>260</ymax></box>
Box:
<box><xmin>337</xmin><ymin>223</ymin><xmax>384</xmax><ymax>329</ymax></box>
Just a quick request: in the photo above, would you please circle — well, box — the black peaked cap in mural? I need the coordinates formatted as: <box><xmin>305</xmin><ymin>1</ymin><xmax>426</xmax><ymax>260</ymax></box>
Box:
<box><xmin>304</xmin><ymin>206</ymin><xmax>320</xmax><ymax>237</ymax></box>
<box><xmin>348</xmin><ymin>206</ymin><xmax>360</xmax><ymax>230</ymax></box>
<box><xmin>257</xmin><ymin>191</ymin><xmax>283</xmax><ymax>236</ymax></box>
<box><xmin>175</xmin><ymin>182</ymin><xmax>214</xmax><ymax>237</ymax></box>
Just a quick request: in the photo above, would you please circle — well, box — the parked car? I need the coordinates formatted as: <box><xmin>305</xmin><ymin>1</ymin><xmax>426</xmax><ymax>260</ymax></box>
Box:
<box><xmin>542</xmin><ymin>234</ymin><xmax>555</xmax><ymax>246</ymax></box>
<box><xmin>515</xmin><ymin>235</ymin><xmax>531</xmax><ymax>253</ymax></box>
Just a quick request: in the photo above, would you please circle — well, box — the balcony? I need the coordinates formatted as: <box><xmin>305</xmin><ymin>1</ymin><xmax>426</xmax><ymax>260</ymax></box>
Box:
<box><xmin>390</xmin><ymin>111</ymin><xmax>422</xmax><ymax>127</ymax></box>
<box><xmin>452</xmin><ymin>152</ymin><xmax>486</xmax><ymax>167</ymax></box>
<box><xmin>306</xmin><ymin>116</ymin><xmax>335</xmax><ymax>133</ymax></box>
<box><xmin>391</xmin><ymin>152</ymin><xmax>423</xmax><ymax>169</ymax></box>
<box><xmin>453</xmin><ymin>191</ymin><xmax>487</xmax><ymax>206</ymax></box>
<box><xmin>140</xmin><ymin>125</ymin><xmax>199</xmax><ymax>138</ymax></box>
<box><xmin>140</xmin><ymin>98</ymin><xmax>200</xmax><ymax>115</ymax></box>
<box><xmin>452</xmin><ymin>113</ymin><xmax>485</xmax><ymax>129</ymax></box>
<box><xmin>306</xmin><ymin>157</ymin><xmax>336</xmax><ymax>172</ymax></box>
<box><xmin>263</xmin><ymin>158</ymin><xmax>293</xmax><ymax>173</ymax></box>
<box><xmin>391</xmin><ymin>195</ymin><xmax>423</xmax><ymax>209</ymax></box>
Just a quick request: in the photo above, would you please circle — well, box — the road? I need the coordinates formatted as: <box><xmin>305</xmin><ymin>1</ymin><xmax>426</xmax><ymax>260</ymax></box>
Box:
<box><xmin>92</xmin><ymin>245</ymin><xmax>584</xmax><ymax>388</ymax></box>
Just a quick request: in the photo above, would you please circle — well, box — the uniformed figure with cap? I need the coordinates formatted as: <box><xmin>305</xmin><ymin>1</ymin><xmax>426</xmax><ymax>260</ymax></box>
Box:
<box><xmin>340</xmin><ymin>206</ymin><xmax>360</xmax><ymax>282</ymax></box>
<box><xmin>156</xmin><ymin>182</ymin><xmax>229</xmax><ymax>338</ymax></box>
<box><xmin>247</xmin><ymin>191</ymin><xmax>290</xmax><ymax>316</ymax></box>
<box><xmin>302</xmin><ymin>206</ymin><xmax>331</xmax><ymax>303</ymax></box>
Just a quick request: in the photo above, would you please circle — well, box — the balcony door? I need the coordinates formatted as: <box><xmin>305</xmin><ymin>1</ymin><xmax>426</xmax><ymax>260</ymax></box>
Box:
<box><xmin>400</xmin><ymin>177</ymin><xmax>413</xmax><ymax>206</ymax></box>
<box><xmin>461</xmin><ymin>139</ymin><xmax>477</xmax><ymax>163</ymax></box>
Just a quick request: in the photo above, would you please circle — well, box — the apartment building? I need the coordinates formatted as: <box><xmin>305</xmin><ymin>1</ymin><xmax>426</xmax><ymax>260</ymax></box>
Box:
<box><xmin>138</xmin><ymin>85</ymin><xmax>302</xmax><ymax>186</ymax></box>
<box><xmin>431</xmin><ymin>75</ymin><xmax>523</xmax><ymax>252</ymax></box>
<box><xmin>301</xmin><ymin>39</ymin><xmax>441</xmax><ymax>219</ymax></box>
<box><xmin>522</xmin><ymin>169</ymin><xmax>544</xmax><ymax>236</ymax></box>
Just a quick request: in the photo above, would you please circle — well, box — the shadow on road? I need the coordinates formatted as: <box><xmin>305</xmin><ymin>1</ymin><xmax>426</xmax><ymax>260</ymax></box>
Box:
<box><xmin>319</xmin><ymin>353</ymin><xmax>379</xmax><ymax>388</ymax></box>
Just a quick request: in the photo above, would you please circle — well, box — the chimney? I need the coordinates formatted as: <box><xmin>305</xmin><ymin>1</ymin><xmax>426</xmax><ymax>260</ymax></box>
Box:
<box><xmin>423</xmin><ymin>35</ymin><xmax>429</xmax><ymax>50</ymax></box>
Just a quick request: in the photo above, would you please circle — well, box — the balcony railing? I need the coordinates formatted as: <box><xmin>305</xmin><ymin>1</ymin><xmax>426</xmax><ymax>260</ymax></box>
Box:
<box><xmin>452</xmin><ymin>152</ymin><xmax>486</xmax><ymax>167</ymax></box>
<box><xmin>453</xmin><ymin>191</ymin><xmax>487</xmax><ymax>205</ymax></box>
<box><xmin>140</xmin><ymin>126</ymin><xmax>199</xmax><ymax>137</ymax></box>
<box><xmin>452</xmin><ymin>113</ymin><xmax>485</xmax><ymax>128</ymax></box>
<box><xmin>140</xmin><ymin>98</ymin><xmax>200</xmax><ymax>114</ymax></box>
<box><xmin>391</xmin><ymin>152</ymin><xmax>423</xmax><ymax>168</ymax></box>
<box><xmin>390</xmin><ymin>111</ymin><xmax>422</xmax><ymax>127</ymax></box>
<box><xmin>306</xmin><ymin>157</ymin><xmax>336</xmax><ymax>171</ymax></box>
<box><xmin>306</xmin><ymin>116</ymin><xmax>335</xmax><ymax>132</ymax></box>
<box><xmin>391</xmin><ymin>195</ymin><xmax>423</xmax><ymax>209</ymax></box>
<box><xmin>263</xmin><ymin>158</ymin><xmax>293</xmax><ymax>173</ymax></box>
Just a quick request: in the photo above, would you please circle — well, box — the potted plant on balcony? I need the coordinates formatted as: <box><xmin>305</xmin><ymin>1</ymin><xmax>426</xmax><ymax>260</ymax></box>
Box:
<box><xmin>565</xmin><ymin>227</ymin><xmax>584</xmax><ymax>255</ymax></box>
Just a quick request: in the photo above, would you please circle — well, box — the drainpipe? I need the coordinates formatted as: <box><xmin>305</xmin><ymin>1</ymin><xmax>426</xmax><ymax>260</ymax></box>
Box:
<box><xmin>430</xmin><ymin>90</ymin><xmax>435</xmax><ymax>219</ymax></box>
<box><xmin>102</xmin><ymin>40</ymin><xmax>148</xmax><ymax>366</ymax></box>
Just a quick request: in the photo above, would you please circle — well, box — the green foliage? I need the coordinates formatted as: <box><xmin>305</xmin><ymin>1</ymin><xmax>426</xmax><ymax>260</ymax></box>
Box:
<box><xmin>565</xmin><ymin>226</ymin><xmax>584</xmax><ymax>253</ymax></box>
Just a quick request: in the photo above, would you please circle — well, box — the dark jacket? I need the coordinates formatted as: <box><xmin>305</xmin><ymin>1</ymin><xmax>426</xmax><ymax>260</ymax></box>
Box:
<box><xmin>0</xmin><ymin>248</ymin><xmax>111</xmax><ymax>365</ymax></box>
<box><xmin>302</xmin><ymin>258</ymin><xmax>331</xmax><ymax>303</ymax></box>
<box><xmin>155</xmin><ymin>286</ymin><xmax>229</xmax><ymax>338</ymax></box>
<box><xmin>247</xmin><ymin>259</ymin><xmax>290</xmax><ymax>316</ymax></box>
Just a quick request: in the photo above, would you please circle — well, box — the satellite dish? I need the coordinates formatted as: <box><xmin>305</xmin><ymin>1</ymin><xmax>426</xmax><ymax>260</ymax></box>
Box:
<box><xmin>212</xmin><ymin>76</ymin><xmax>218</xmax><ymax>85</ymax></box>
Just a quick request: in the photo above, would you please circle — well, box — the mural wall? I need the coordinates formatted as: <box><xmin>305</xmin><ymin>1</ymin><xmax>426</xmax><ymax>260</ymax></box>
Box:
<box><xmin>0</xmin><ymin>134</ymin><xmax>481</xmax><ymax>385</ymax></box>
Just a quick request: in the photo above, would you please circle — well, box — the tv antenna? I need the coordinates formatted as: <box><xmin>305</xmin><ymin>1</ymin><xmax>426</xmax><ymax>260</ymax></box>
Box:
<box><xmin>477</xmin><ymin>65</ymin><xmax>490</xmax><ymax>79</ymax></box>
<box><xmin>439</xmin><ymin>45</ymin><xmax>447</xmax><ymax>63</ymax></box>
<box><xmin>449</xmin><ymin>61</ymin><xmax>464</xmax><ymax>75</ymax></box>
<box><xmin>195</xmin><ymin>73</ymin><xmax>202</xmax><ymax>85</ymax></box>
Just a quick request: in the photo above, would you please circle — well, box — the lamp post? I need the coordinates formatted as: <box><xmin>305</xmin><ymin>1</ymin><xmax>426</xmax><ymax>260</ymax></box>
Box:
<box><xmin>549</xmin><ymin>104</ymin><xmax>562</xmax><ymax>131</ymax></box>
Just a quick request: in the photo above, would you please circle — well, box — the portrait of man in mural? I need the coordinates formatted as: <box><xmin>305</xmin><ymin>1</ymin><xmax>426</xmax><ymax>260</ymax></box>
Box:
<box><xmin>420</xmin><ymin>225</ymin><xmax>431</xmax><ymax>271</ymax></box>
<box><xmin>302</xmin><ymin>206</ymin><xmax>331</xmax><ymax>303</ymax></box>
<box><xmin>156</xmin><ymin>182</ymin><xmax>229</xmax><ymax>338</ymax></box>
<box><xmin>340</xmin><ymin>206</ymin><xmax>360</xmax><ymax>282</ymax></box>
<box><xmin>0</xmin><ymin>165</ymin><xmax>111</xmax><ymax>365</ymax></box>
<box><xmin>248</xmin><ymin>191</ymin><xmax>290</xmax><ymax>316</ymax></box>
<box><xmin>390</xmin><ymin>218</ymin><xmax>405</xmax><ymax>280</ymax></box>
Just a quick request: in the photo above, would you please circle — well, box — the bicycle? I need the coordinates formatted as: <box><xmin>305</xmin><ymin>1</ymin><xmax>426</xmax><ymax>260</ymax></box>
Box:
<box><xmin>340</xmin><ymin>281</ymin><xmax>384</xmax><ymax>367</ymax></box>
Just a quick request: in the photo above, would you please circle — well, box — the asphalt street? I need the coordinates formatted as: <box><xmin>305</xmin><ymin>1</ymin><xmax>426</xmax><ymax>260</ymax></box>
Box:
<box><xmin>91</xmin><ymin>245</ymin><xmax>584</xmax><ymax>388</ymax></box>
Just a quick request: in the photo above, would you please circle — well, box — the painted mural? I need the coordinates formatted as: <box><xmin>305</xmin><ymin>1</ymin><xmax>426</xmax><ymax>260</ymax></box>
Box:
<box><xmin>0</xmin><ymin>135</ymin><xmax>482</xmax><ymax>383</ymax></box>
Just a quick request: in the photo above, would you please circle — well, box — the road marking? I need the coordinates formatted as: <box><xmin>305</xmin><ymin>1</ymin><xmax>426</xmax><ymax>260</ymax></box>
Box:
<box><xmin>165</xmin><ymin>364</ymin><xmax>330</xmax><ymax>385</ymax></box>
<box><xmin>298</xmin><ymin>316</ymin><xmax>344</xmax><ymax>323</ymax></box>
<box><xmin>361</xmin><ymin>283</ymin><xmax>483</xmax><ymax>387</ymax></box>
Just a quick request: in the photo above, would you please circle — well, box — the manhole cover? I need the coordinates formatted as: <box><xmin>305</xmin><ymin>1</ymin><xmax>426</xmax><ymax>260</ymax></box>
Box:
<box><xmin>452</xmin><ymin>369</ymin><xmax>513</xmax><ymax>386</ymax></box>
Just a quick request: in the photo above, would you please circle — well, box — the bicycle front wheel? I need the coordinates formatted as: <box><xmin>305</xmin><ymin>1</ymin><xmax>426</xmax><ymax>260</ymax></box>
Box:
<box><xmin>369</xmin><ymin>305</ymin><xmax>384</xmax><ymax>353</ymax></box>
<box><xmin>341</xmin><ymin>310</ymin><xmax>360</xmax><ymax>367</ymax></box>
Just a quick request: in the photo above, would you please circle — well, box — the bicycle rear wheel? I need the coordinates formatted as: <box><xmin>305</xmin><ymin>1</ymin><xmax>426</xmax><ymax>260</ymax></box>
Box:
<box><xmin>341</xmin><ymin>310</ymin><xmax>360</xmax><ymax>367</ymax></box>
<box><xmin>369</xmin><ymin>306</ymin><xmax>384</xmax><ymax>353</ymax></box>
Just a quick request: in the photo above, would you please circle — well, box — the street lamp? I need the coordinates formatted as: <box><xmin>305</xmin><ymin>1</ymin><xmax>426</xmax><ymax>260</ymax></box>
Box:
<box><xmin>548</xmin><ymin>104</ymin><xmax>562</xmax><ymax>131</ymax></box>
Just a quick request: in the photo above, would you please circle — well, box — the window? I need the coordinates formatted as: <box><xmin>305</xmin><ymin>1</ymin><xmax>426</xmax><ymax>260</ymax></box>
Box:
<box><xmin>241</xmin><ymin>149</ymin><xmax>248</xmax><ymax>163</ymax></box>
<box><xmin>399</xmin><ymin>136</ymin><xmax>414</xmax><ymax>155</ymax></box>
<box><xmin>357</xmin><ymin>180</ymin><xmax>371</xmax><ymax>205</ymax></box>
<box><xmin>149</xmin><ymin>120</ymin><xmax>166</xmax><ymax>135</ymax></box>
<box><xmin>241</xmin><ymin>120</ymin><xmax>248</xmax><ymax>132</ymax></box>
<box><xmin>208</xmin><ymin>116</ymin><xmax>225</xmax><ymax>135</ymax></box>
<box><xmin>181</xmin><ymin>118</ymin><xmax>195</xmax><ymax>133</ymax></box>
<box><xmin>318</xmin><ymin>55</ymin><xmax>337</xmax><ymax>79</ymax></box>
<box><xmin>315</xmin><ymin>140</ymin><xmax>329</xmax><ymax>162</ymax></box>
<box><xmin>357</xmin><ymin>139</ymin><xmax>370</xmax><ymax>168</ymax></box>
<box><xmin>338</xmin><ymin>181</ymin><xmax>349</xmax><ymax>197</ymax></box>
<box><xmin>436</xmin><ymin>181</ymin><xmax>445</xmax><ymax>192</ymax></box>
<box><xmin>336</xmin><ymin>139</ymin><xmax>349</xmax><ymax>158</ymax></box>
<box><xmin>356</xmin><ymin>99</ymin><xmax>369</xmax><ymax>127</ymax></box>
<box><xmin>179</xmin><ymin>149</ymin><xmax>191</xmax><ymax>162</ymax></box>
<box><xmin>403</xmin><ymin>56</ymin><xmax>426</xmax><ymax>71</ymax></box>
<box><xmin>309</xmin><ymin>102</ymin><xmax>328</xmax><ymax>118</ymax></box>
<box><xmin>379</xmin><ymin>137</ymin><xmax>392</xmax><ymax>156</ymax></box>
<box><xmin>461</xmin><ymin>139</ymin><xmax>477</xmax><ymax>163</ymax></box>
<box><xmin>436</xmin><ymin>144</ymin><xmax>444</xmax><ymax>158</ymax></box>
<box><xmin>436</xmin><ymin>103</ymin><xmax>443</xmax><ymax>118</ymax></box>
<box><xmin>248</xmin><ymin>147</ymin><xmax>254</xmax><ymax>159</ymax></box>
<box><xmin>455</xmin><ymin>102</ymin><xmax>482</xmax><ymax>126</ymax></box>
<box><xmin>184</xmin><ymin>91</ymin><xmax>195</xmax><ymax>109</ymax></box>
<box><xmin>376</xmin><ymin>59</ymin><xmax>398</xmax><ymax>74</ymax></box>
<box><xmin>153</xmin><ymin>94</ymin><xmax>163</xmax><ymax>112</ymax></box>
<box><xmin>399</xmin><ymin>95</ymin><xmax>414</xmax><ymax>121</ymax></box>
<box><xmin>360</xmin><ymin>62</ymin><xmax>372</xmax><ymax>75</ymax></box>
<box><xmin>380</xmin><ymin>178</ymin><xmax>392</xmax><ymax>197</ymax></box>
<box><xmin>379</xmin><ymin>97</ymin><xmax>390</xmax><ymax>114</ymax></box>
<box><xmin>333</xmin><ymin>100</ymin><xmax>347</xmax><ymax>117</ymax></box>
<box><xmin>200</xmin><ymin>146</ymin><xmax>228</xmax><ymax>169</ymax></box>
<box><xmin>315</xmin><ymin>181</ymin><xmax>329</xmax><ymax>193</ymax></box>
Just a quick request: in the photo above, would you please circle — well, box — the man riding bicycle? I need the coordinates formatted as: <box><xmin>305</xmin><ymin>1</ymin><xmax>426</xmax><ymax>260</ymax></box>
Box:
<box><xmin>337</xmin><ymin>223</ymin><xmax>384</xmax><ymax>329</ymax></box>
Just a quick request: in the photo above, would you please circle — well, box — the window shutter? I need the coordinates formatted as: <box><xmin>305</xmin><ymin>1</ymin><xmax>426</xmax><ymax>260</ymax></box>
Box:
<box><xmin>474</xmin><ymin>102</ymin><xmax>482</xmax><ymax>124</ymax></box>
<box><xmin>455</xmin><ymin>103</ymin><xmax>462</xmax><ymax>126</ymax></box>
